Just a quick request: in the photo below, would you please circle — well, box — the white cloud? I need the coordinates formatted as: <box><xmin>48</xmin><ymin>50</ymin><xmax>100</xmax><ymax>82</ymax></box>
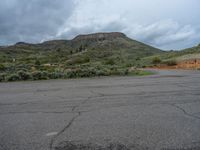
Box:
<box><xmin>55</xmin><ymin>0</ymin><xmax>200</xmax><ymax>50</ymax></box>
<box><xmin>0</xmin><ymin>0</ymin><xmax>200</xmax><ymax>49</ymax></box>
<box><xmin>58</xmin><ymin>11</ymin><xmax>198</xmax><ymax>50</ymax></box>
<box><xmin>125</xmin><ymin>20</ymin><xmax>196</xmax><ymax>49</ymax></box>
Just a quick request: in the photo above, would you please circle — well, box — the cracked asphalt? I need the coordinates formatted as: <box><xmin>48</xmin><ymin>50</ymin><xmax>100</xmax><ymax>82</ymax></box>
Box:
<box><xmin>0</xmin><ymin>70</ymin><xmax>200</xmax><ymax>150</ymax></box>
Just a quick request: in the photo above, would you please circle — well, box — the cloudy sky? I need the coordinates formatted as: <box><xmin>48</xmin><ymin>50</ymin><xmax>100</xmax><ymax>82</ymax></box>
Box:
<box><xmin>0</xmin><ymin>0</ymin><xmax>199</xmax><ymax>50</ymax></box>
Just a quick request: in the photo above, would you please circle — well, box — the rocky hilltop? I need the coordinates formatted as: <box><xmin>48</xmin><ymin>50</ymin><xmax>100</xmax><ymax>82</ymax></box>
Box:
<box><xmin>72</xmin><ymin>32</ymin><xmax>126</xmax><ymax>42</ymax></box>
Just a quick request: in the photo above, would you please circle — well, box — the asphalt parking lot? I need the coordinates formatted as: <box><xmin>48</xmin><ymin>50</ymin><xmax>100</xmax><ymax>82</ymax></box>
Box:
<box><xmin>0</xmin><ymin>70</ymin><xmax>200</xmax><ymax>150</ymax></box>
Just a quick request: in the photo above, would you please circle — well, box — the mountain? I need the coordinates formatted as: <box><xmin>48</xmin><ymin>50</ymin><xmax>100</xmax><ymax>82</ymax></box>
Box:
<box><xmin>1</xmin><ymin>32</ymin><xmax>199</xmax><ymax>81</ymax></box>
<box><xmin>0</xmin><ymin>32</ymin><xmax>162</xmax><ymax>64</ymax></box>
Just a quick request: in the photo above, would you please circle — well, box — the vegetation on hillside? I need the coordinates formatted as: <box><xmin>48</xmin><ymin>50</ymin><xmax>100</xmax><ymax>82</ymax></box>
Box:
<box><xmin>0</xmin><ymin>32</ymin><xmax>160</xmax><ymax>82</ymax></box>
<box><xmin>139</xmin><ymin>44</ymin><xmax>200</xmax><ymax>67</ymax></box>
<box><xmin>0</xmin><ymin>32</ymin><xmax>199</xmax><ymax>82</ymax></box>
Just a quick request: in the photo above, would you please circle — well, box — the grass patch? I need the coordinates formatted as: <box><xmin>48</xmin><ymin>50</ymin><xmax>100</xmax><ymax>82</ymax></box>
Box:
<box><xmin>128</xmin><ymin>70</ymin><xmax>154</xmax><ymax>76</ymax></box>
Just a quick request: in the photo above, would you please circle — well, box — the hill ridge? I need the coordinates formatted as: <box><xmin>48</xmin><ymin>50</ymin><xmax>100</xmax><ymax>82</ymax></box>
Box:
<box><xmin>72</xmin><ymin>32</ymin><xmax>126</xmax><ymax>42</ymax></box>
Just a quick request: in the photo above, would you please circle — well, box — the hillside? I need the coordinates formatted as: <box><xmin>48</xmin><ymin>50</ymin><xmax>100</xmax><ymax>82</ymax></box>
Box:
<box><xmin>141</xmin><ymin>44</ymin><xmax>200</xmax><ymax>69</ymax></box>
<box><xmin>0</xmin><ymin>32</ymin><xmax>162</xmax><ymax>63</ymax></box>
<box><xmin>0</xmin><ymin>32</ymin><xmax>164</xmax><ymax>82</ymax></box>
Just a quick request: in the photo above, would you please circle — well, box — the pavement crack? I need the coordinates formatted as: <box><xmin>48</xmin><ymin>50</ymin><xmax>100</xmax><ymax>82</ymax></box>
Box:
<box><xmin>49</xmin><ymin>113</ymin><xmax>80</xmax><ymax>150</ymax></box>
<box><xmin>50</xmin><ymin>91</ymin><xmax>97</xmax><ymax>150</ymax></box>
<box><xmin>169</xmin><ymin>104</ymin><xmax>200</xmax><ymax>120</ymax></box>
<box><xmin>71</xmin><ymin>90</ymin><xmax>98</xmax><ymax>112</ymax></box>
<box><xmin>71</xmin><ymin>96</ymin><xmax>92</xmax><ymax>112</ymax></box>
<box><xmin>0</xmin><ymin>111</ymin><xmax>73</xmax><ymax>115</ymax></box>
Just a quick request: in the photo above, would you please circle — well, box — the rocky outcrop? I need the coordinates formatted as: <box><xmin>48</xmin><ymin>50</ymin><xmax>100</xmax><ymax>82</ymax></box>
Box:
<box><xmin>72</xmin><ymin>32</ymin><xmax>126</xmax><ymax>42</ymax></box>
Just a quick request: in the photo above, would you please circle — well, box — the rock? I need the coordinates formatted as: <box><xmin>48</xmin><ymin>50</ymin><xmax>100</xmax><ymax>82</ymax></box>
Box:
<box><xmin>72</xmin><ymin>32</ymin><xmax>126</xmax><ymax>42</ymax></box>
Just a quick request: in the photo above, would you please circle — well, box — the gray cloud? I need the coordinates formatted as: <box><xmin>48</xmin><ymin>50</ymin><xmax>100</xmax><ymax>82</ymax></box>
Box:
<box><xmin>0</xmin><ymin>0</ymin><xmax>199</xmax><ymax>50</ymax></box>
<box><xmin>56</xmin><ymin>0</ymin><xmax>200</xmax><ymax>50</ymax></box>
<box><xmin>58</xmin><ymin>16</ymin><xmax>198</xmax><ymax>50</ymax></box>
<box><xmin>125</xmin><ymin>20</ymin><xmax>198</xmax><ymax>50</ymax></box>
<box><xmin>0</xmin><ymin>0</ymin><xmax>74</xmax><ymax>45</ymax></box>
<box><xmin>57</xmin><ymin>16</ymin><xmax>126</xmax><ymax>40</ymax></box>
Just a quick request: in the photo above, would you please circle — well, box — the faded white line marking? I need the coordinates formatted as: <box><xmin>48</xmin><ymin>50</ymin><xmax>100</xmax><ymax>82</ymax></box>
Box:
<box><xmin>46</xmin><ymin>132</ymin><xmax>58</xmax><ymax>136</ymax></box>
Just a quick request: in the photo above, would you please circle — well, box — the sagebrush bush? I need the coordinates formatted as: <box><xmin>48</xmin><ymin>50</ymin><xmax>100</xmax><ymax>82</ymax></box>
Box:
<box><xmin>48</xmin><ymin>72</ymin><xmax>64</xmax><ymax>79</ymax></box>
<box><xmin>0</xmin><ymin>63</ymin><xmax>6</xmax><ymax>71</ymax></box>
<box><xmin>65</xmin><ymin>67</ymin><xmax>111</xmax><ymax>78</ymax></box>
<box><xmin>109</xmin><ymin>68</ymin><xmax>129</xmax><ymax>76</ymax></box>
<box><xmin>124</xmin><ymin>69</ymin><xmax>129</xmax><ymax>75</ymax></box>
<box><xmin>83</xmin><ymin>56</ymin><xmax>90</xmax><ymax>63</ymax></box>
<box><xmin>32</xmin><ymin>71</ymin><xmax>49</xmax><ymax>80</ymax></box>
<box><xmin>17</xmin><ymin>71</ymin><xmax>32</xmax><ymax>80</ymax></box>
<box><xmin>0</xmin><ymin>73</ymin><xmax>6</xmax><ymax>82</ymax></box>
<box><xmin>35</xmin><ymin>60</ymin><xmax>41</xmax><ymax>66</ymax></box>
<box><xmin>104</xmin><ymin>58</ymin><xmax>115</xmax><ymax>65</ymax></box>
<box><xmin>41</xmin><ymin>71</ymin><xmax>49</xmax><ymax>80</ymax></box>
<box><xmin>6</xmin><ymin>74</ymin><xmax>20</xmax><ymax>81</ymax></box>
<box><xmin>66</xmin><ymin>68</ymin><xmax>95</xmax><ymax>78</ymax></box>
<box><xmin>32</xmin><ymin>71</ymin><xmax>42</xmax><ymax>80</ymax></box>
<box><xmin>96</xmin><ymin>70</ymin><xmax>107</xmax><ymax>76</ymax></box>
<box><xmin>125</xmin><ymin>63</ymin><xmax>133</xmax><ymax>67</ymax></box>
<box><xmin>152</xmin><ymin>57</ymin><xmax>161</xmax><ymax>64</ymax></box>
<box><xmin>65</xmin><ymin>70</ymin><xmax>76</xmax><ymax>78</ymax></box>
<box><xmin>66</xmin><ymin>56</ymin><xmax>90</xmax><ymax>66</ymax></box>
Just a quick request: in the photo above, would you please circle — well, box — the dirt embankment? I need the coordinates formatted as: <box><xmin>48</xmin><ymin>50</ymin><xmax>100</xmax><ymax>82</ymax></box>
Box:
<box><xmin>149</xmin><ymin>59</ymin><xmax>200</xmax><ymax>70</ymax></box>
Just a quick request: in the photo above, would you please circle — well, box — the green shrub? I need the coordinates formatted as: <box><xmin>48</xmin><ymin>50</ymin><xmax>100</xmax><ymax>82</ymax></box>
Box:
<box><xmin>17</xmin><ymin>71</ymin><xmax>32</xmax><ymax>80</ymax></box>
<box><xmin>141</xmin><ymin>65</ymin><xmax>146</xmax><ymax>68</ymax></box>
<box><xmin>66</xmin><ymin>68</ymin><xmax>96</xmax><ymax>78</ymax></box>
<box><xmin>41</xmin><ymin>71</ymin><xmax>49</xmax><ymax>80</ymax></box>
<box><xmin>16</xmin><ymin>64</ymin><xmax>29</xmax><ymax>71</ymax></box>
<box><xmin>32</xmin><ymin>71</ymin><xmax>49</xmax><ymax>80</ymax></box>
<box><xmin>0</xmin><ymin>63</ymin><xmax>6</xmax><ymax>71</ymax></box>
<box><xmin>136</xmin><ymin>57</ymin><xmax>141</xmax><ymax>61</ymax></box>
<box><xmin>124</xmin><ymin>69</ymin><xmax>129</xmax><ymax>75</ymax></box>
<box><xmin>109</xmin><ymin>68</ymin><xmax>129</xmax><ymax>76</ymax></box>
<box><xmin>125</xmin><ymin>63</ymin><xmax>133</xmax><ymax>67</ymax></box>
<box><xmin>35</xmin><ymin>60</ymin><xmax>41</xmax><ymax>66</ymax></box>
<box><xmin>48</xmin><ymin>72</ymin><xmax>64</xmax><ymax>79</ymax></box>
<box><xmin>16</xmin><ymin>67</ymin><xmax>28</xmax><ymax>72</ymax></box>
<box><xmin>6</xmin><ymin>74</ymin><xmax>20</xmax><ymax>81</ymax></box>
<box><xmin>32</xmin><ymin>71</ymin><xmax>42</xmax><ymax>80</ymax></box>
<box><xmin>66</xmin><ymin>70</ymin><xmax>77</xmax><ymax>78</ymax></box>
<box><xmin>66</xmin><ymin>56</ymin><xmax>90</xmax><ymax>66</ymax></box>
<box><xmin>0</xmin><ymin>73</ymin><xmax>6</xmax><ymax>82</ymax></box>
<box><xmin>96</xmin><ymin>70</ymin><xmax>107</xmax><ymax>76</ymax></box>
<box><xmin>104</xmin><ymin>58</ymin><xmax>115</xmax><ymax>65</ymax></box>
<box><xmin>83</xmin><ymin>56</ymin><xmax>90</xmax><ymax>63</ymax></box>
<box><xmin>152</xmin><ymin>57</ymin><xmax>161</xmax><ymax>64</ymax></box>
